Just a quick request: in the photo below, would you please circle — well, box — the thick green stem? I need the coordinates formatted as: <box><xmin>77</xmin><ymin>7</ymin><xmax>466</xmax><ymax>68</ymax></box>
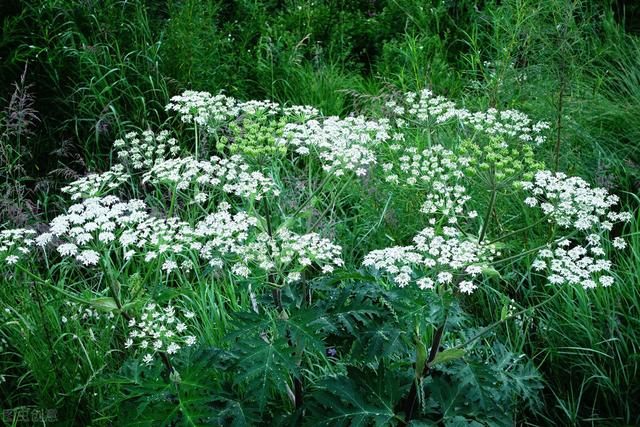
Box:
<box><xmin>488</xmin><ymin>215</ymin><xmax>548</xmax><ymax>245</ymax></box>
<box><xmin>287</xmin><ymin>170</ymin><xmax>334</xmax><ymax>223</ymax></box>
<box><xmin>168</xmin><ymin>186</ymin><xmax>177</xmax><ymax>218</ymax></box>
<box><xmin>403</xmin><ymin>297</ymin><xmax>451</xmax><ymax>423</ymax></box>
<box><xmin>453</xmin><ymin>290</ymin><xmax>564</xmax><ymax>351</ymax></box>
<box><xmin>194</xmin><ymin>125</ymin><xmax>199</xmax><ymax>159</ymax></box>
<box><xmin>479</xmin><ymin>169</ymin><xmax>497</xmax><ymax>243</ymax></box>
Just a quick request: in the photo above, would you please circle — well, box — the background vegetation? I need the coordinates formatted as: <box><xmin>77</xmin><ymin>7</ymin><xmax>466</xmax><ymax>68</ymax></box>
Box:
<box><xmin>1</xmin><ymin>0</ymin><xmax>639</xmax><ymax>425</ymax></box>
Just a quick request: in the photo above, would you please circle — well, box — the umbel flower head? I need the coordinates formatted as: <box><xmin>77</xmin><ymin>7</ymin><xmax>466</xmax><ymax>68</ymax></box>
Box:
<box><xmin>125</xmin><ymin>303</ymin><xmax>196</xmax><ymax>365</ymax></box>
<box><xmin>363</xmin><ymin>226</ymin><xmax>495</xmax><ymax>294</ymax></box>
<box><xmin>520</xmin><ymin>170</ymin><xmax>631</xmax><ymax>231</ymax></box>
<box><xmin>40</xmin><ymin>196</ymin><xmax>149</xmax><ymax>266</ymax></box>
<box><xmin>0</xmin><ymin>228</ymin><xmax>36</xmax><ymax>266</ymax></box>
<box><xmin>142</xmin><ymin>155</ymin><xmax>279</xmax><ymax>201</ymax></box>
<box><xmin>278</xmin><ymin>115</ymin><xmax>392</xmax><ymax>176</ymax></box>
<box><xmin>61</xmin><ymin>164</ymin><xmax>130</xmax><ymax>200</ymax></box>
<box><xmin>532</xmin><ymin>239</ymin><xmax>615</xmax><ymax>289</ymax></box>
<box><xmin>383</xmin><ymin>144</ymin><xmax>477</xmax><ymax>223</ymax></box>
<box><xmin>165</xmin><ymin>90</ymin><xmax>319</xmax><ymax>135</ymax></box>
<box><xmin>114</xmin><ymin>129</ymin><xmax>180</xmax><ymax>171</ymax></box>
<box><xmin>393</xmin><ymin>88</ymin><xmax>550</xmax><ymax>144</ymax></box>
<box><xmin>236</xmin><ymin>228</ymin><xmax>344</xmax><ymax>282</ymax></box>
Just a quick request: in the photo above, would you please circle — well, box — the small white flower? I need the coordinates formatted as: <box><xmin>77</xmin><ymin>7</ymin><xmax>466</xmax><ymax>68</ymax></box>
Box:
<box><xmin>162</xmin><ymin>260</ymin><xmax>178</xmax><ymax>273</ymax></box>
<box><xmin>459</xmin><ymin>280</ymin><xmax>476</xmax><ymax>294</ymax></box>
<box><xmin>532</xmin><ymin>259</ymin><xmax>547</xmax><ymax>271</ymax></box>
<box><xmin>599</xmin><ymin>275</ymin><xmax>614</xmax><ymax>287</ymax></box>
<box><xmin>57</xmin><ymin>243</ymin><xmax>78</xmax><ymax>257</ymax></box>
<box><xmin>166</xmin><ymin>343</ymin><xmax>180</xmax><ymax>354</ymax></box>
<box><xmin>612</xmin><ymin>237</ymin><xmax>627</xmax><ymax>250</ymax></box>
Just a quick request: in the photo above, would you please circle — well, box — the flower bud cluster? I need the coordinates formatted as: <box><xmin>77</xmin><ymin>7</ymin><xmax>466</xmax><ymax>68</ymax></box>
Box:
<box><xmin>60</xmin><ymin>301</ymin><xmax>115</xmax><ymax>324</ymax></box>
<box><xmin>219</xmin><ymin>115</ymin><xmax>288</xmax><ymax>157</ymax></box>
<box><xmin>459</xmin><ymin>137</ymin><xmax>544</xmax><ymax>182</ymax></box>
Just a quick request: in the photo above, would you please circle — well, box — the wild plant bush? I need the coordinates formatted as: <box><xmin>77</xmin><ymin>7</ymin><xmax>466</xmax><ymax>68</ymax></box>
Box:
<box><xmin>0</xmin><ymin>85</ymin><xmax>634</xmax><ymax>425</ymax></box>
<box><xmin>1</xmin><ymin>0</ymin><xmax>640</xmax><ymax>425</ymax></box>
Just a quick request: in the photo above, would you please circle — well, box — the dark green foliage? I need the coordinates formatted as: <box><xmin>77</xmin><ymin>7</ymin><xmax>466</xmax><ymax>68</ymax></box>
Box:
<box><xmin>305</xmin><ymin>365</ymin><xmax>405</xmax><ymax>426</ymax></box>
<box><xmin>112</xmin><ymin>347</ymin><xmax>261</xmax><ymax>426</ymax></box>
<box><xmin>2</xmin><ymin>0</ymin><xmax>640</xmax><ymax>425</ymax></box>
<box><xmin>103</xmin><ymin>279</ymin><xmax>542</xmax><ymax>425</ymax></box>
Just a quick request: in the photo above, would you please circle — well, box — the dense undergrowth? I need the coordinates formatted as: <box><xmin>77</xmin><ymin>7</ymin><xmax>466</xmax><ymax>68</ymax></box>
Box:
<box><xmin>1</xmin><ymin>1</ymin><xmax>639</xmax><ymax>425</ymax></box>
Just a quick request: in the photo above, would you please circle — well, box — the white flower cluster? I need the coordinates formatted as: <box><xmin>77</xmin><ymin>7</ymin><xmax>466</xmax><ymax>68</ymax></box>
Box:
<box><xmin>0</xmin><ymin>228</ymin><xmax>36</xmax><ymax>266</ymax></box>
<box><xmin>31</xmin><ymin>190</ymin><xmax>343</xmax><ymax>283</ymax></box>
<box><xmin>120</xmin><ymin>216</ymin><xmax>197</xmax><ymax>272</ymax></box>
<box><xmin>192</xmin><ymin>211</ymin><xmax>343</xmax><ymax>280</ymax></box>
<box><xmin>363</xmin><ymin>226</ymin><xmax>494</xmax><ymax>294</ymax></box>
<box><xmin>238</xmin><ymin>228</ymin><xmax>344</xmax><ymax>282</ymax></box>
<box><xmin>113</xmin><ymin>129</ymin><xmax>180</xmax><ymax>170</ymax></box>
<box><xmin>193</xmin><ymin>202</ymin><xmax>258</xmax><ymax>269</ymax></box>
<box><xmin>39</xmin><ymin>196</ymin><xmax>148</xmax><ymax>266</ymax></box>
<box><xmin>142</xmin><ymin>154</ymin><xmax>278</xmax><ymax>201</ymax></box>
<box><xmin>165</xmin><ymin>90</ymin><xmax>319</xmax><ymax>133</ymax></box>
<box><xmin>61</xmin><ymin>164</ymin><xmax>130</xmax><ymax>200</ymax></box>
<box><xmin>118</xmin><ymin>202</ymin><xmax>257</xmax><ymax>275</ymax></box>
<box><xmin>125</xmin><ymin>303</ymin><xmax>196</xmax><ymax>364</ymax></box>
<box><xmin>283</xmin><ymin>104</ymin><xmax>320</xmax><ymax>118</ymax></box>
<box><xmin>278</xmin><ymin>116</ymin><xmax>392</xmax><ymax>176</ymax></box>
<box><xmin>383</xmin><ymin>144</ymin><xmax>477</xmax><ymax>222</ymax></box>
<box><xmin>166</xmin><ymin>91</ymin><xmax>240</xmax><ymax>128</ymax></box>
<box><xmin>519</xmin><ymin>171</ymin><xmax>631</xmax><ymax>290</ymax></box>
<box><xmin>532</xmin><ymin>239</ymin><xmax>615</xmax><ymax>289</ymax></box>
<box><xmin>520</xmin><ymin>170</ymin><xmax>631</xmax><ymax>231</ymax></box>
<box><xmin>388</xmin><ymin>89</ymin><xmax>550</xmax><ymax>144</ymax></box>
